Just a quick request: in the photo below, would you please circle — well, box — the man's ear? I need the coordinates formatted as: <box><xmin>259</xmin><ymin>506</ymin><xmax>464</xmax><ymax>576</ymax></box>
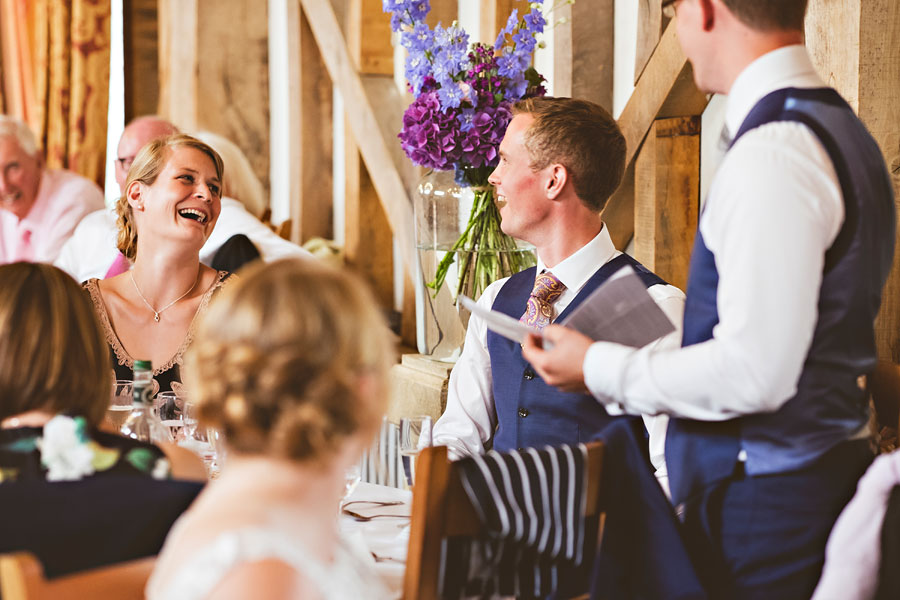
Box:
<box><xmin>126</xmin><ymin>180</ymin><xmax>144</xmax><ymax>210</ymax></box>
<box><xmin>545</xmin><ymin>164</ymin><xmax>568</xmax><ymax>200</ymax></box>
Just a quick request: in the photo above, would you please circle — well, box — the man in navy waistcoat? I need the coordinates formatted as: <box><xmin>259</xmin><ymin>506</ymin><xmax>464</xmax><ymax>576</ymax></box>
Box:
<box><xmin>432</xmin><ymin>97</ymin><xmax>685</xmax><ymax>487</ymax></box>
<box><xmin>524</xmin><ymin>1</ymin><xmax>896</xmax><ymax>598</ymax></box>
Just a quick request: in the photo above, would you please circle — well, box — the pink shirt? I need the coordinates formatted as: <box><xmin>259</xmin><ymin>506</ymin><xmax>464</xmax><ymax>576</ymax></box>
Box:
<box><xmin>0</xmin><ymin>168</ymin><xmax>105</xmax><ymax>264</ymax></box>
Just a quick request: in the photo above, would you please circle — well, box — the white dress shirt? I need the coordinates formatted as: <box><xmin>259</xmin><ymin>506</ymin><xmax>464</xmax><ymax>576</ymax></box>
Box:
<box><xmin>432</xmin><ymin>226</ymin><xmax>685</xmax><ymax>489</ymax></box>
<box><xmin>55</xmin><ymin>197</ymin><xmax>312</xmax><ymax>281</ymax></box>
<box><xmin>584</xmin><ymin>46</ymin><xmax>844</xmax><ymax>421</ymax></box>
<box><xmin>0</xmin><ymin>169</ymin><xmax>104</xmax><ymax>264</ymax></box>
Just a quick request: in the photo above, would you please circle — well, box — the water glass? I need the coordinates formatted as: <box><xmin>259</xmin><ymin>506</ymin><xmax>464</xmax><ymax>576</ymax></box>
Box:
<box><xmin>399</xmin><ymin>415</ymin><xmax>433</xmax><ymax>488</ymax></box>
<box><xmin>155</xmin><ymin>390</ymin><xmax>185</xmax><ymax>421</ymax></box>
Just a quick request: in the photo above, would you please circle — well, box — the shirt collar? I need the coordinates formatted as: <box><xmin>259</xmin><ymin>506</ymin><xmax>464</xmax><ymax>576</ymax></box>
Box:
<box><xmin>18</xmin><ymin>170</ymin><xmax>51</xmax><ymax>232</ymax></box>
<box><xmin>724</xmin><ymin>45</ymin><xmax>825</xmax><ymax>137</ymax></box>
<box><xmin>535</xmin><ymin>225</ymin><xmax>618</xmax><ymax>294</ymax></box>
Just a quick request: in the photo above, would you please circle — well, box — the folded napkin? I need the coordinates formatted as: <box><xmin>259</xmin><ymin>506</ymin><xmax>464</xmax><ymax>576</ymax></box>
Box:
<box><xmin>343</xmin><ymin>481</ymin><xmax>412</xmax><ymax>519</ymax></box>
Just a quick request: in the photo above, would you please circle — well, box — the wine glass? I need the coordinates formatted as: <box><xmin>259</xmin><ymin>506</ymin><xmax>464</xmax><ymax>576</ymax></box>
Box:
<box><xmin>205</xmin><ymin>426</ymin><xmax>226</xmax><ymax>477</ymax></box>
<box><xmin>105</xmin><ymin>380</ymin><xmax>133</xmax><ymax>432</ymax></box>
<box><xmin>344</xmin><ymin>462</ymin><xmax>362</xmax><ymax>503</ymax></box>
<box><xmin>399</xmin><ymin>415</ymin><xmax>433</xmax><ymax>488</ymax></box>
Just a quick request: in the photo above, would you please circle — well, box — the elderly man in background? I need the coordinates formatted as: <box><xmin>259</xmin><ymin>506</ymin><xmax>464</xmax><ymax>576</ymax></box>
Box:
<box><xmin>0</xmin><ymin>116</ymin><xmax>104</xmax><ymax>263</ymax></box>
<box><xmin>56</xmin><ymin>115</ymin><xmax>310</xmax><ymax>281</ymax></box>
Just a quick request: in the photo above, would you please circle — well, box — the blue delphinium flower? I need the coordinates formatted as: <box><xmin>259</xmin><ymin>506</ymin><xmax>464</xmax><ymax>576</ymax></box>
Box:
<box><xmin>384</xmin><ymin>0</ymin><xmax>430</xmax><ymax>30</ymax></box>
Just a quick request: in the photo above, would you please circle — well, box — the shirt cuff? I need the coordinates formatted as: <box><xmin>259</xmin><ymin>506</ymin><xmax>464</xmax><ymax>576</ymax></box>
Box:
<box><xmin>584</xmin><ymin>341</ymin><xmax>635</xmax><ymax>415</ymax></box>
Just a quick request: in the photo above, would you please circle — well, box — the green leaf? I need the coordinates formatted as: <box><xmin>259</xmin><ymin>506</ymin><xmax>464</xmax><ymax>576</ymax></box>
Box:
<box><xmin>89</xmin><ymin>441</ymin><xmax>120</xmax><ymax>471</ymax></box>
<box><xmin>124</xmin><ymin>448</ymin><xmax>155</xmax><ymax>473</ymax></box>
<box><xmin>3</xmin><ymin>437</ymin><xmax>38</xmax><ymax>453</ymax></box>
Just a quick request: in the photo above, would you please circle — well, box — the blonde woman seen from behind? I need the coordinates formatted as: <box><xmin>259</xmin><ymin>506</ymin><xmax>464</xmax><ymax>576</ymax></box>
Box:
<box><xmin>146</xmin><ymin>259</ymin><xmax>394</xmax><ymax>600</ymax></box>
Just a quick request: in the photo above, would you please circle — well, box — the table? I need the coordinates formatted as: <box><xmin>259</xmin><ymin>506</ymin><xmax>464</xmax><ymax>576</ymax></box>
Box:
<box><xmin>340</xmin><ymin>481</ymin><xmax>411</xmax><ymax>598</ymax></box>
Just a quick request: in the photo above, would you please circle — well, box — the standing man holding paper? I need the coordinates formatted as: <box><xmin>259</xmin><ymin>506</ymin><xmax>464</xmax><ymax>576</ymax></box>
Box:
<box><xmin>524</xmin><ymin>1</ymin><xmax>896</xmax><ymax>597</ymax></box>
<box><xmin>431</xmin><ymin>97</ymin><xmax>685</xmax><ymax>477</ymax></box>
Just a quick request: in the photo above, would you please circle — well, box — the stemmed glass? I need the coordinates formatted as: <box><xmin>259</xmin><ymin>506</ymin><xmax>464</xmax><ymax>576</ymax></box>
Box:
<box><xmin>399</xmin><ymin>415</ymin><xmax>433</xmax><ymax>489</ymax></box>
<box><xmin>106</xmin><ymin>380</ymin><xmax>133</xmax><ymax>431</ymax></box>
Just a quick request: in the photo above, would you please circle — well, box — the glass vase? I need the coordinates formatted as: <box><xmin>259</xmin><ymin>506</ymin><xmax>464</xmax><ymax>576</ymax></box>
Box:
<box><xmin>414</xmin><ymin>169</ymin><xmax>535</xmax><ymax>361</ymax></box>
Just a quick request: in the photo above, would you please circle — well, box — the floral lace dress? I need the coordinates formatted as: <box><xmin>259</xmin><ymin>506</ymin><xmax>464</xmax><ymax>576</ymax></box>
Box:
<box><xmin>0</xmin><ymin>415</ymin><xmax>171</xmax><ymax>482</ymax></box>
<box><xmin>83</xmin><ymin>271</ymin><xmax>231</xmax><ymax>393</ymax></box>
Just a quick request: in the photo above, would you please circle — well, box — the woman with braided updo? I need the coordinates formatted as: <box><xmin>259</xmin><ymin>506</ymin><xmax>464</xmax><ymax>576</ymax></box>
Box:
<box><xmin>146</xmin><ymin>258</ymin><xmax>394</xmax><ymax>600</ymax></box>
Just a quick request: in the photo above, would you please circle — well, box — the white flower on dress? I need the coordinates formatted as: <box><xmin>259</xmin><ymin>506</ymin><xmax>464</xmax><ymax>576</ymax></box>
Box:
<box><xmin>38</xmin><ymin>415</ymin><xmax>96</xmax><ymax>481</ymax></box>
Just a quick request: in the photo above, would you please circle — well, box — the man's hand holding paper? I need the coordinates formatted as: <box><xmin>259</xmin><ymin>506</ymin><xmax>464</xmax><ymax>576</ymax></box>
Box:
<box><xmin>522</xmin><ymin>326</ymin><xmax>593</xmax><ymax>392</ymax></box>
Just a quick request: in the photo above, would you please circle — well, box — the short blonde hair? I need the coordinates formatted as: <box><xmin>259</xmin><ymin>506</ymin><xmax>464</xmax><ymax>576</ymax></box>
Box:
<box><xmin>0</xmin><ymin>264</ymin><xmax>111</xmax><ymax>425</ymax></box>
<box><xmin>185</xmin><ymin>259</ymin><xmax>394</xmax><ymax>464</ymax></box>
<box><xmin>115</xmin><ymin>133</ymin><xmax>225</xmax><ymax>261</ymax></box>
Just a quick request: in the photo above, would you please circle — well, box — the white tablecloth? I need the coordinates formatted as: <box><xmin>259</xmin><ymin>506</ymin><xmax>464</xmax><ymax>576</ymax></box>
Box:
<box><xmin>340</xmin><ymin>481</ymin><xmax>411</xmax><ymax>598</ymax></box>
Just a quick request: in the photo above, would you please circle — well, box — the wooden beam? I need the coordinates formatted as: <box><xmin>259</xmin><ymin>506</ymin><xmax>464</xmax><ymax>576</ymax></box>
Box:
<box><xmin>633</xmin><ymin>117</ymin><xmax>700</xmax><ymax>291</ymax></box>
<box><xmin>603</xmin><ymin>160</ymin><xmax>635</xmax><ymax>251</ymax></box>
<box><xmin>298</xmin><ymin>6</ymin><xmax>334</xmax><ymax>242</ymax></box>
<box><xmin>157</xmin><ymin>0</ymin><xmax>197</xmax><ymax>130</ymax></box>
<box><xmin>479</xmin><ymin>0</ymin><xmax>516</xmax><ymax>45</ymax></box>
<box><xmin>300</xmin><ymin>0</ymin><xmax>417</xmax><ymax>281</ymax></box>
<box><xmin>634</xmin><ymin>0</ymin><xmax>662</xmax><ymax>84</ymax></box>
<box><xmin>123</xmin><ymin>0</ymin><xmax>159</xmax><ymax>121</ymax></box>
<box><xmin>605</xmin><ymin>18</ymin><xmax>709</xmax><ymax>249</ymax></box>
<box><xmin>360</xmin><ymin>0</ymin><xmax>393</xmax><ymax>75</ymax></box>
<box><xmin>345</xmin><ymin>144</ymin><xmax>395</xmax><ymax>306</ymax></box>
<box><xmin>425</xmin><ymin>0</ymin><xmax>458</xmax><ymax>28</ymax></box>
<box><xmin>341</xmin><ymin>0</ymin><xmax>395</xmax><ymax>308</ymax></box>
<box><xmin>553</xmin><ymin>0</ymin><xmax>614</xmax><ymax>111</ymax></box>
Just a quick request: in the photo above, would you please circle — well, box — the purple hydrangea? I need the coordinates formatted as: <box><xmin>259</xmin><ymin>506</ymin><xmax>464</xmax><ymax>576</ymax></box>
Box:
<box><xmin>457</xmin><ymin>104</ymin><xmax>512</xmax><ymax>169</ymax></box>
<box><xmin>398</xmin><ymin>91</ymin><xmax>462</xmax><ymax>170</ymax></box>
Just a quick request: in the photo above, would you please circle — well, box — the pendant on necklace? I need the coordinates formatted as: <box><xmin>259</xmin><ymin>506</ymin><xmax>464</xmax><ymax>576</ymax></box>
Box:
<box><xmin>154</xmin><ymin>312</ymin><xmax>160</xmax><ymax>323</ymax></box>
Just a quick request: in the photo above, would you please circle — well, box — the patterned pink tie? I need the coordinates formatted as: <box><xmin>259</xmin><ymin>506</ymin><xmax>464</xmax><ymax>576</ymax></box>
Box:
<box><xmin>519</xmin><ymin>271</ymin><xmax>566</xmax><ymax>330</ymax></box>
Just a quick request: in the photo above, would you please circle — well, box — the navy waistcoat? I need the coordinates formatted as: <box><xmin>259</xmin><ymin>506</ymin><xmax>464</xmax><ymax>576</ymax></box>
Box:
<box><xmin>488</xmin><ymin>253</ymin><xmax>665</xmax><ymax>452</ymax></box>
<box><xmin>667</xmin><ymin>88</ymin><xmax>896</xmax><ymax>506</ymax></box>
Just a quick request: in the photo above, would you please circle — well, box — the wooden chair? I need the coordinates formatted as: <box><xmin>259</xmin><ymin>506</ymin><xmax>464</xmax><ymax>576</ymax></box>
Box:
<box><xmin>0</xmin><ymin>552</ymin><xmax>154</xmax><ymax>600</ymax></box>
<box><xmin>403</xmin><ymin>442</ymin><xmax>605</xmax><ymax>600</ymax></box>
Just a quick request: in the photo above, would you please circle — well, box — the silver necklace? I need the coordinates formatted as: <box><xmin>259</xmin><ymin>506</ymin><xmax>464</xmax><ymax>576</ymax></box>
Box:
<box><xmin>130</xmin><ymin>269</ymin><xmax>200</xmax><ymax>323</ymax></box>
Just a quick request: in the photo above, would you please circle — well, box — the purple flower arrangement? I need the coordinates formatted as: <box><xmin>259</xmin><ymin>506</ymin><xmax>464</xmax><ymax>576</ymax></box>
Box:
<box><xmin>386</xmin><ymin>0</ymin><xmax>547</xmax><ymax>184</ymax></box>
<box><xmin>384</xmin><ymin>0</ymin><xmax>545</xmax><ymax>301</ymax></box>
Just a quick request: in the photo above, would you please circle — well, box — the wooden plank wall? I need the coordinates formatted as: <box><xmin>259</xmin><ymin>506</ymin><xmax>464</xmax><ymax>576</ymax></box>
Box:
<box><xmin>554</xmin><ymin>0</ymin><xmax>614</xmax><ymax>112</ymax></box>
<box><xmin>633</xmin><ymin>116</ymin><xmax>700</xmax><ymax>291</ymax></box>
<box><xmin>157</xmin><ymin>0</ymin><xmax>271</xmax><ymax>196</ymax></box>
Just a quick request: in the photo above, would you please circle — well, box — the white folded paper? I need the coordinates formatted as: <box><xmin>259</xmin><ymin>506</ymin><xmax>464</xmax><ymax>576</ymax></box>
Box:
<box><xmin>462</xmin><ymin>265</ymin><xmax>675</xmax><ymax>348</ymax></box>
